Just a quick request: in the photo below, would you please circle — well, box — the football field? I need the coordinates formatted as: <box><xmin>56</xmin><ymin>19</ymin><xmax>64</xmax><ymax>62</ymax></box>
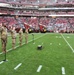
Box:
<box><xmin>0</xmin><ymin>33</ymin><xmax>74</xmax><ymax>75</ymax></box>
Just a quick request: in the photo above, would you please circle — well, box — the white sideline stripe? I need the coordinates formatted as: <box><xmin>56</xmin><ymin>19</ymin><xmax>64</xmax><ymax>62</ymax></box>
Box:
<box><xmin>15</xmin><ymin>45</ymin><xmax>19</xmax><ymax>48</ymax></box>
<box><xmin>0</xmin><ymin>61</ymin><xmax>4</xmax><ymax>64</ymax></box>
<box><xmin>7</xmin><ymin>48</ymin><xmax>12</xmax><ymax>52</ymax></box>
<box><xmin>61</xmin><ymin>34</ymin><xmax>74</xmax><ymax>52</ymax></box>
<box><xmin>37</xmin><ymin>65</ymin><xmax>42</xmax><ymax>72</ymax></box>
<box><xmin>14</xmin><ymin>63</ymin><xmax>22</xmax><ymax>70</ymax></box>
<box><xmin>62</xmin><ymin>67</ymin><xmax>65</xmax><ymax>75</ymax></box>
<box><xmin>0</xmin><ymin>33</ymin><xmax>47</xmax><ymax>55</ymax></box>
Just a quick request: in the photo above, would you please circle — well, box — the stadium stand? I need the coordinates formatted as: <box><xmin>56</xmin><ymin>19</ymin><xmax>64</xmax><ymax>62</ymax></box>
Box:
<box><xmin>0</xmin><ymin>0</ymin><xmax>74</xmax><ymax>33</ymax></box>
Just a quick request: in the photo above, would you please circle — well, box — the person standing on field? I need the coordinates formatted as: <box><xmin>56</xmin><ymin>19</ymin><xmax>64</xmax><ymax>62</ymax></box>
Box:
<box><xmin>0</xmin><ymin>23</ymin><xmax>7</xmax><ymax>53</ymax></box>
<box><xmin>10</xmin><ymin>26</ymin><xmax>16</xmax><ymax>49</ymax></box>
<box><xmin>25</xmin><ymin>28</ymin><xmax>28</xmax><ymax>44</ymax></box>
<box><xmin>19</xmin><ymin>28</ymin><xmax>23</xmax><ymax>46</ymax></box>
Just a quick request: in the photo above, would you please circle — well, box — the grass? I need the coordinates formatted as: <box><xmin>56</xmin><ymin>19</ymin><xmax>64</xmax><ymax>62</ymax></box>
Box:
<box><xmin>0</xmin><ymin>33</ymin><xmax>74</xmax><ymax>75</ymax></box>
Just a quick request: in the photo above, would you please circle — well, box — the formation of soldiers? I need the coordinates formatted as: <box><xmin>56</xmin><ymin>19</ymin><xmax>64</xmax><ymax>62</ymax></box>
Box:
<box><xmin>0</xmin><ymin>23</ymin><xmax>28</xmax><ymax>53</ymax></box>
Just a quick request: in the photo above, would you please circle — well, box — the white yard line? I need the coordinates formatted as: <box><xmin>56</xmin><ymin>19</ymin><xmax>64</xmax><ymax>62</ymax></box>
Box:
<box><xmin>59</xmin><ymin>43</ymin><xmax>61</xmax><ymax>45</ymax></box>
<box><xmin>14</xmin><ymin>63</ymin><xmax>22</xmax><ymax>70</ymax></box>
<box><xmin>50</xmin><ymin>43</ymin><xmax>52</xmax><ymax>45</ymax></box>
<box><xmin>61</xmin><ymin>34</ymin><xmax>74</xmax><ymax>52</ymax></box>
<box><xmin>0</xmin><ymin>61</ymin><xmax>4</xmax><ymax>64</ymax></box>
<box><xmin>37</xmin><ymin>65</ymin><xmax>42</xmax><ymax>72</ymax></box>
<box><xmin>62</xmin><ymin>67</ymin><xmax>65</xmax><ymax>75</ymax></box>
<box><xmin>0</xmin><ymin>59</ymin><xmax>8</xmax><ymax>64</ymax></box>
<box><xmin>0</xmin><ymin>33</ymin><xmax>47</xmax><ymax>55</ymax></box>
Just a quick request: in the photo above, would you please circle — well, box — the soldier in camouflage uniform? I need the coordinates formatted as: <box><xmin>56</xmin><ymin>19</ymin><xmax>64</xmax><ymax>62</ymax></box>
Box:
<box><xmin>19</xmin><ymin>28</ymin><xmax>23</xmax><ymax>46</ymax></box>
<box><xmin>0</xmin><ymin>23</ymin><xmax>7</xmax><ymax>53</ymax></box>
<box><xmin>10</xmin><ymin>27</ymin><xmax>16</xmax><ymax>49</ymax></box>
<box><xmin>25</xmin><ymin>29</ymin><xmax>28</xmax><ymax>44</ymax></box>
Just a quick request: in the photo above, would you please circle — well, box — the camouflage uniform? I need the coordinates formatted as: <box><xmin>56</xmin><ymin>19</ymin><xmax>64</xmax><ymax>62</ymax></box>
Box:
<box><xmin>19</xmin><ymin>28</ymin><xmax>23</xmax><ymax>46</ymax></box>
<box><xmin>10</xmin><ymin>27</ymin><xmax>16</xmax><ymax>49</ymax></box>
<box><xmin>0</xmin><ymin>25</ymin><xmax>7</xmax><ymax>53</ymax></box>
<box><xmin>25</xmin><ymin>29</ymin><xmax>28</xmax><ymax>44</ymax></box>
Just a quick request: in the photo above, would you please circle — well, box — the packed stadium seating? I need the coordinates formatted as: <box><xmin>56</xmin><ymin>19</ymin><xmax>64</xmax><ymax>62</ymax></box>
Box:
<box><xmin>0</xmin><ymin>15</ymin><xmax>74</xmax><ymax>33</ymax></box>
<box><xmin>0</xmin><ymin>0</ymin><xmax>74</xmax><ymax>33</ymax></box>
<box><xmin>0</xmin><ymin>0</ymin><xmax>73</xmax><ymax>4</ymax></box>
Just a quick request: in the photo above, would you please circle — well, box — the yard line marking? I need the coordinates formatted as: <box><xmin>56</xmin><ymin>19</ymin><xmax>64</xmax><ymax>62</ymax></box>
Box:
<box><xmin>61</xmin><ymin>34</ymin><xmax>74</xmax><ymax>53</ymax></box>
<box><xmin>0</xmin><ymin>61</ymin><xmax>4</xmax><ymax>64</ymax></box>
<box><xmin>59</xmin><ymin>43</ymin><xmax>61</xmax><ymax>45</ymax></box>
<box><xmin>67</xmin><ymin>36</ymin><xmax>70</xmax><ymax>38</ymax></box>
<box><xmin>0</xmin><ymin>59</ymin><xmax>8</xmax><ymax>65</ymax></box>
<box><xmin>14</xmin><ymin>63</ymin><xmax>22</xmax><ymax>70</ymax></box>
<box><xmin>0</xmin><ymin>33</ymin><xmax>47</xmax><ymax>55</ymax></box>
<box><xmin>37</xmin><ymin>65</ymin><xmax>42</xmax><ymax>72</ymax></box>
<box><xmin>7</xmin><ymin>48</ymin><xmax>12</xmax><ymax>52</ymax></box>
<box><xmin>50</xmin><ymin>43</ymin><xmax>52</xmax><ymax>45</ymax></box>
<box><xmin>62</xmin><ymin>67</ymin><xmax>65</xmax><ymax>75</ymax></box>
<box><xmin>15</xmin><ymin>45</ymin><xmax>19</xmax><ymax>48</ymax></box>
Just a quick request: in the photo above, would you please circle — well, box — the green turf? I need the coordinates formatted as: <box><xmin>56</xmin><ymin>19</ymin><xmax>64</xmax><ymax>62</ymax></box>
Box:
<box><xmin>0</xmin><ymin>33</ymin><xmax>74</xmax><ymax>75</ymax></box>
